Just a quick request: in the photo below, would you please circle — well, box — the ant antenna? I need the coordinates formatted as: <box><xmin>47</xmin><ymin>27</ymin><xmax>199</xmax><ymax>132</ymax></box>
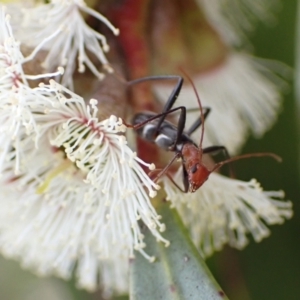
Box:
<box><xmin>180</xmin><ymin>69</ymin><xmax>205</xmax><ymax>156</ymax></box>
<box><xmin>211</xmin><ymin>152</ymin><xmax>282</xmax><ymax>173</ymax></box>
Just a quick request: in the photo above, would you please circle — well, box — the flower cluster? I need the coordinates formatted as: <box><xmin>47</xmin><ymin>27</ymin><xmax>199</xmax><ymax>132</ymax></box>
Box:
<box><xmin>0</xmin><ymin>105</ymin><xmax>166</xmax><ymax>290</ymax></box>
<box><xmin>0</xmin><ymin>0</ymin><xmax>293</xmax><ymax>296</ymax></box>
<box><xmin>9</xmin><ymin>0</ymin><xmax>119</xmax><ymax>89</ymax></box>
<box><xmin>199</xmin><ymin>0</ymin><xmax>280</xmax><ymax>46</ymax></box>
<box><xmin>163</xmin><ymin>171</ymin><xmax>292</xmax><ymax>257</ymax></box>
<box><xmin>0</xmin><ymin>9</ymin><xmax>62</xmax><ymax>175</ymax></box>
<box><xmin>0</xmin><ymin>5</ymin><xmax>167</xmax><ymax>293</ymax></box>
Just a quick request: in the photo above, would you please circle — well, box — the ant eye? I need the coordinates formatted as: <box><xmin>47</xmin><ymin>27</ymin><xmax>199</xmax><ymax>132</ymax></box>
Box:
<box><xmin>191</xmin><ymin>164</ymin><xmax>198</xmax><ymax>174</ymax></box>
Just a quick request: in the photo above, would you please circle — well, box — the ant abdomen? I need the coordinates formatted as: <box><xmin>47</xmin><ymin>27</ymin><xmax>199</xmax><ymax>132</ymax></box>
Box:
<box><xmin>132</xmin><ymin>111</ymin><xmax>180</xmax><ymax>150</ymax></box>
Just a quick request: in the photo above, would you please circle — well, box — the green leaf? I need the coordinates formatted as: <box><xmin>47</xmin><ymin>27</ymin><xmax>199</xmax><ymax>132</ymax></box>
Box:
<box><xmin>129</xmin><ymin>201</ymin><xmax>228</xmax><ymax>300</ymax></box>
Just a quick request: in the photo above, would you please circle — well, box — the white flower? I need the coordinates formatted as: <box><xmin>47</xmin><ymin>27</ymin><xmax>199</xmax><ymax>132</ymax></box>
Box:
<box><xmin>0</xmin><ymin>79</ymin><xmax>168</xmax><ymax>292</ymax></box>
<box><xmin>77</xmin><ymin>253</ymin><xmax>128</xmax><ymax>294</ymax></box>
<box><xmin>0</xmin><ymin>1</ymin><xmax>292</xmax><ymax>295</ymax></box>
<box><xmin>163</xmin><ymin>170</ymin><xmax>293</xmax><ymax>257</ymax></box>
<box><xmin>0</xmin><ymin>157</ymin><xmax>129</xmax><ymax>293</ymax></box>
<box><xmin>11</xmin><ymin>0</ymin><xmax>119</xmax><ymax>89</ymax></box>
<box><xmin>198</xmin><ymin>0</ymin><xmax>280</xmax><ymax>46</ymax></box>
<box><xmin>0</xmin><ymin>11</ymin><xmax>164</xmax><ymax>291</ymax></box>
<box><xmin>154</xmin><ymin>53</ymin><xmax>287</xmax><ymax>154</ymax></box>
<box><xmin>0</xmin><ymin>7</ymin><xmax>63</xmax><ymax>174</ymax></box>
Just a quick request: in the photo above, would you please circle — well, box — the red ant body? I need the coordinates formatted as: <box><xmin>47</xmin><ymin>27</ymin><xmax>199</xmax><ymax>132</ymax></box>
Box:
<box><xmin>126</xmin><ymin>75</ymin><xmax>281</xmax><ymax>193</ymax></box>
<box><xmin>181</xmin><ymin>143</ymin><xmax>211</xmax><ymax>192</ymax></box>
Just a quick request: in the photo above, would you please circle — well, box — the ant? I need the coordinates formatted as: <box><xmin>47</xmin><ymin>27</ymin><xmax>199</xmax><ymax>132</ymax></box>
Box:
<box><xmin>124</xmin><ymin>74</ymin><xmax>281</xmax><ymax>193</ymax></box>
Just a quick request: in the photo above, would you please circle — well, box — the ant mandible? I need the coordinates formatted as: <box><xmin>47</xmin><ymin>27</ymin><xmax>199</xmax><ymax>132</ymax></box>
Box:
<box><xmin>124</xmin><ymin>74</ymin><xmax>281</xmax><ymax>193</ymax></box>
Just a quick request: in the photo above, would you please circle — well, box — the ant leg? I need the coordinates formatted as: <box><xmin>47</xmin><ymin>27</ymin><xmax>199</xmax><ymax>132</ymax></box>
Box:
<box><xmin>124</xmin><ymin>106</ymin><xmax>186</xmax><ymax>131</ymax></box>
<box><xmin>151</xmin><ymin>153</ymin><xmax>181</xmax><ymax>183</ymax></box>
<box><xmin>202</xmin><ymin>145</ymin><xmax>230</xmax><ymax>158</ymax></box>
<box><xmin>202</xmin><ymin>145</ymin><xmax>235</xmax><ymax>177</ymax></box>
<box><xmin>149</xmin><ymin>168</ymin><xmax>187</xmax><ymax>193</ymax></box>
<box><xmin>127</xmin><ymin>75</ymin><xmax>184</xmax><ymax>133</ymax></box>
<box><xmin>167</xmin><ymin>172</ymin><xmax>187</xmax><ymax>193</ymax></box>
<box><xmin>149</xmin><ymin>154</ymin><xmax>188</xmax><ymax>193</ymax></box>
<box><xmin>182</xmin><ymin>164</ymin><xmax>189</xmax><ymax>193</ymax></box>
<box><xmin>186</xmin><ymin>108</ymin><xmax>211</xmax><ymax>136</ymax></box>
<box><xmin>155</xmin><ymin>76</ymin><xmax>183</xmax><ymax>130</ymax></box>
<box><xmin>185</xmin><ymin>107</ymin><xmax>210</xmax><ymax>114</ymax></box>
<box><xmin>128</xmin><ymin>75</ymin><xmax>183</xmax><ymax>120</ymax></box>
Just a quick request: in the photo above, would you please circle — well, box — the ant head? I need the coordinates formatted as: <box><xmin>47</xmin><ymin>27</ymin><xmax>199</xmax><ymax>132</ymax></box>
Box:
<box><xmin>187</xmin><ymin>163</ymin><xmax>211</xmax><ymax>193</ymax></box>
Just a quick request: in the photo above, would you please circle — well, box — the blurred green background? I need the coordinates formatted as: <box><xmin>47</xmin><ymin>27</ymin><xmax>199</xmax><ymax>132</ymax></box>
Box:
<box><xmin>209</xmin><ymin>1</ymin><xmax>300</xmax><ymax>299</ymax></box>
<box><xmin>0</xmin><ymin>1</ymin><xmax>299</xmax><ymax>300</ymax></box>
